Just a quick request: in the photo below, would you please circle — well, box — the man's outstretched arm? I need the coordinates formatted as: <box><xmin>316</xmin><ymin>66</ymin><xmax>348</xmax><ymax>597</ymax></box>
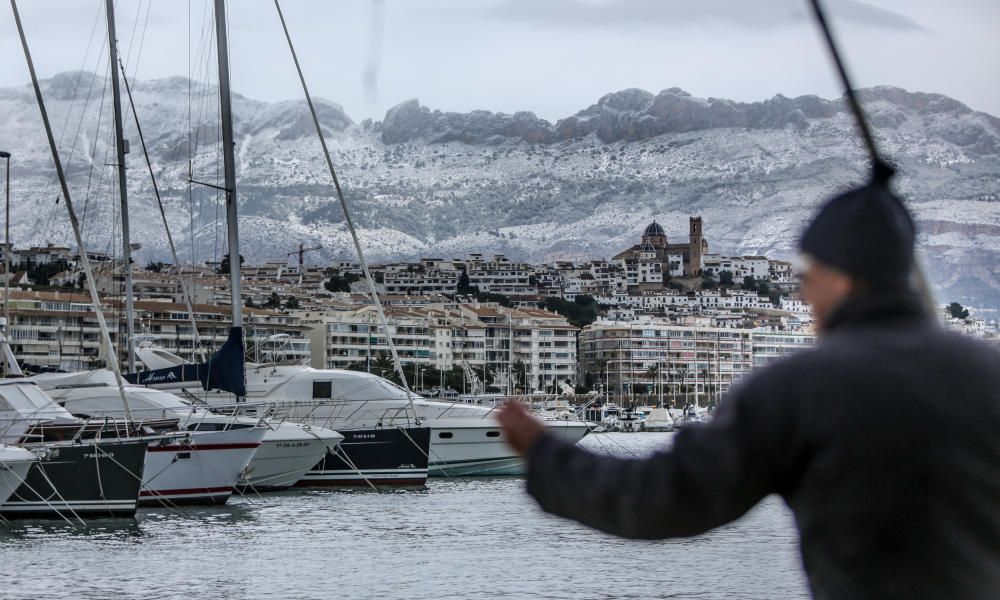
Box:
<box><xmin>498</xmin><ymin>384</ymin><xmax>793</xmax><ymax>540</ymax></box>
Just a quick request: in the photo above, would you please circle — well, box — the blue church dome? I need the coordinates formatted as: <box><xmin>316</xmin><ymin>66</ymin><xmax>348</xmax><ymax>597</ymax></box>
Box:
<box><xmin>643</xmin><ymin>221</ymin><xmax>665</xmax><ymax>238</ymax></box>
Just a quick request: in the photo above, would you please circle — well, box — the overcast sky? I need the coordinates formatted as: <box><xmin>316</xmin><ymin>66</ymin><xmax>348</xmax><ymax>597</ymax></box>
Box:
<box><xmin>1</xmin><ymin>0</ymin><xmax>997</xmax><ymax>122</ymax></box>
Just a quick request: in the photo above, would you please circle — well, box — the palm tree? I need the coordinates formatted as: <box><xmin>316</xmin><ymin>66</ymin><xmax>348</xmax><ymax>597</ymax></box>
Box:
<box><xmin>512</xmin><ymin>359</ymin><xmax>527</xmax><ymax>393</ymax></box>
<box><xmin>644</xmin><ymin>364</ymin><xmax>659</xmax><ymax>399</ymax></box>
<box><xmin>372</xmin><ymin>351</ymin><xmax>394</xmax><ymax>380</ymax></box>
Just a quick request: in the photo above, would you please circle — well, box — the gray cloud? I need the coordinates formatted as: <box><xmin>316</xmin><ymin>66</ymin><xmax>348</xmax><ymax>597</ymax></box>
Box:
<box><xmin>484</xmin><ymin>0</ymin><xmax>925</xmax><ymax>32</ymax></box>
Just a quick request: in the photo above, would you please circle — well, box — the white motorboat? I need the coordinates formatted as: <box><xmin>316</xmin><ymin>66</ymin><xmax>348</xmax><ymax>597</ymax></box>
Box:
<box><xmin>136</xmin><ymin>349</ymin><xmax>589</xmax><ymax>477</ymax></box>
<box><xmin>0</xmin><ymin>445</ymin><xmax>37</xmax><ymax>505</ymax></box>
<box><xmin>636</xmin><ymin>407</ymin><xmax>675</xmax><ymax>432</ymax></box>
<box><xmin>31</xmin><ymin>370</ymin><xmax>341</xmax><ymax>496</ymax></box>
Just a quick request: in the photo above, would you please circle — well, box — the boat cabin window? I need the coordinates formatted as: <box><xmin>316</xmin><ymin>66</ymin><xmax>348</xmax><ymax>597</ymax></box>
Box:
<box><xmin>486</xmin><ymin>431</ymin><xmax>500</xmax><ymax>438</ymax></box>
<box><xmin>438</xmin><ymin>432</ymin><xmax>453</xmax><ymax>439</ymax></box>
<box><xmin>312</xmin><ymin>381</ymin><xmax>332</xmax><ymax>399</ymax></box>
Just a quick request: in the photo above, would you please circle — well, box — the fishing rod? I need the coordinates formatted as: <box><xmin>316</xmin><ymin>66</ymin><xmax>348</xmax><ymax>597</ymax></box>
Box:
<box><xmin>807</xmin><ymin>0</ymin><xmax>936</xmax><ymax>310</ymax></box>
<box><xmin>808</xmin><ymin>0</ymin><xmax>894</xmax><ymax>182</ymax></box>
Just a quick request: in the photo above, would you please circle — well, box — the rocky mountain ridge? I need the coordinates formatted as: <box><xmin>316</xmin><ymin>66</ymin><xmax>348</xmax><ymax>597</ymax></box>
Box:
<box><xmin>0</xmin><ymin>71</ymin><xmax>998</xmax><ymax>305</ymax></box>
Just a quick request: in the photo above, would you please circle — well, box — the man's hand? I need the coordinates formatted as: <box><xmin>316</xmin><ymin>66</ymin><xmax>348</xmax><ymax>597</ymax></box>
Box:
<box><xmin>497</xmin><ymin>400</ymin><xmax>547</xmax><ymax>456</ymax></box>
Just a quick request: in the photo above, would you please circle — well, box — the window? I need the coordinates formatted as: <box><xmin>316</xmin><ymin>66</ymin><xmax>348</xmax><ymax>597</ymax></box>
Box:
<box><xmin>438</xmin><ymin>432</ymin><xmax>454</xmax><ymax>439</ymax></box>
<box><xmin>486</xmin><ymin>431</ymin><xmax>501</xmax><ymax>438</ymax></box>
<box><xmin>312</xmin><ymin>381</ymin><xmax>332</xmax><ymax>399</ymax></box>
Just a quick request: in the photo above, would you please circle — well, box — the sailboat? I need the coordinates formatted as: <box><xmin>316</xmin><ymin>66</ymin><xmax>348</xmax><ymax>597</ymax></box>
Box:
<box><xmin>32</xmin><ymin>368</ymin><xmax>344</xmax><ymax>492</ymax></box>
<box><xmin>131</xmin><ymin>2</ymin><xmax>590</xmax><ymax>478</ymax></box>
<box><xmin>126</xmin><ymin>0</ymin><xmax>430</xmax><ymax>488</ymax></box>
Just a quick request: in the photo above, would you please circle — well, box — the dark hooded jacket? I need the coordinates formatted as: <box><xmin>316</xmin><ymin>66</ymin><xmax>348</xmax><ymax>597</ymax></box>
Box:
<box><xmin>526</xmin><ymin>292</ymin><xmax>1000</xmax><ymax>599</ymax></box>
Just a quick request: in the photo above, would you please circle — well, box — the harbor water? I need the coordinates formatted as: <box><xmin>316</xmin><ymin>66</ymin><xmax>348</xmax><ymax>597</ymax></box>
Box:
<box><xmin>0</xmin><ymin>432</ymin><xmax>809</xmax><ymax>599</ymax></box>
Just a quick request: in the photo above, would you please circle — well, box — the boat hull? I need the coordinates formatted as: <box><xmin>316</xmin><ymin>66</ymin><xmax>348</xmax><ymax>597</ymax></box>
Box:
<box><xmin>0</xmin><ymin>448</ymin><xmax>36</xmax><ymax>504</ymax></box>
<box><xmin>239</xmin><ymin>423</ymin><xmax>342</xmax><ymax>491</ymax></box>
<box><xmin>139</xmin><ymin>429</ymin><xmax>263</xmax><ymax>507</ymax></box>
<box><xmin>295</xmin><ymin>427</ymin><xmax>430</xmax><ymax>488</ymax></box>
<box><xmin>1</xmin><ymin>440</ymin><xmax>147</xmax><ymax>519</ymax></box>
<box><xmin>426</xmin><ymin>419</ymin><xmax>590</xmax><ymax>477</ymax></box>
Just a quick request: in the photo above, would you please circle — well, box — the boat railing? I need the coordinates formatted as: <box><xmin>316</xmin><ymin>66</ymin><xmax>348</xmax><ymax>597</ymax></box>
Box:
<box><xmin>205</xmin><ymin>397</ymin><xmax>419</xmax><ymax>429</ymax></box>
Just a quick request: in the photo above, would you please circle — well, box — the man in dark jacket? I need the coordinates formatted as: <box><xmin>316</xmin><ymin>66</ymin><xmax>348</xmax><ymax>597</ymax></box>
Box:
<box><xmin>498</xmin><ymin>178</ymin><xmax>1000</xmax><ymax>599</ymax></box>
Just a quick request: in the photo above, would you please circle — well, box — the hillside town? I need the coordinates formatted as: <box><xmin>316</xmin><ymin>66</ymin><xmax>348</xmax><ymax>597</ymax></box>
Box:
<box><xmin>1</xmin><ymin>217</ymin><xmax>995</xmax><ymax>404</ymax></box>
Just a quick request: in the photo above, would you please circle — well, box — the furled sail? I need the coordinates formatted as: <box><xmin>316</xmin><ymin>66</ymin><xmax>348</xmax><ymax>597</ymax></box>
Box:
<box><xmin>126</xmin><ymin>327</ymin><xmax>246</xmax><ymax>397</ymax></box>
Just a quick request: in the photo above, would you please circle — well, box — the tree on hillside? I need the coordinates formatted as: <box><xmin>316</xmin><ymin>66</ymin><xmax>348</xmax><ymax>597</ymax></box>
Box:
<box><xmin>457</xmin><ymin>270</ymin><xmax>479</xmax><ymax>296</ymax></box>
<box><xmin>741</xmin><ymin>276</ymin><xmax>757</xmax><ymax>292</ymax></box>
<box><xmin>478</xmin><ymin>291</ymin><xmax>513</xmax><ymax>307</ymax></box>
<box><xmin>948</xmin><ymin>302</ymin><xmax>970</xmax><ymax>320</ymax></box>
<box><xmin>541</xmin><ymin>296</ymin><xmax>597</xmax><ymax>328</ymax></box>
<box><xmin>218</xmin><ymin>254</ymin><xmax>244</xmax><ymax>275</ymax></box>
<box><xmin>264</xmin><ymin>292</ymin><xmax>281</xmax><ymax>309</ymax></box>
<box><xmin>324</xmin><ymin>270</ymin><xmax>361</xmax><ymax>293</ymax></box>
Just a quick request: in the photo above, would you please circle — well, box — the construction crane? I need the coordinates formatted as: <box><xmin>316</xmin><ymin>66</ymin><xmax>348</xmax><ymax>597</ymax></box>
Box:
<box><xmin>287</xmin><ymin>243</ymin><xmax>323</xmax><ymax>272</ymax></box>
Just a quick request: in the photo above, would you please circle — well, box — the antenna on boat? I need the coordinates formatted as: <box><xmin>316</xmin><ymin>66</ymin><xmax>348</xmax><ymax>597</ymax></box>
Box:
<box><xmin>273</xmin><ymin>0</ymin><xmax>417</xmax><ymax>417</ymax></box>
<box><xmin>10</xmin><ymin>0</ymin><xmax>135</xmax><ymax>421</ymax></box>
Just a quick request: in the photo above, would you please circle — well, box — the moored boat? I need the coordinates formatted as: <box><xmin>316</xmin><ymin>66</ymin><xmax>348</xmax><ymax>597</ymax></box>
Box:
<box><xmin>0</xmin><ymin>445</ymin><xmax>37</xmax><ymax>505</ymax></box>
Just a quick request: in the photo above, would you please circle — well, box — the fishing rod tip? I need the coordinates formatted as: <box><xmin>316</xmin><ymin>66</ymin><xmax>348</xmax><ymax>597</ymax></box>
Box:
<box><xmin>872</xmin><ymin>159</ymin><xmax>896</xmax><ymax>183</ymax></box>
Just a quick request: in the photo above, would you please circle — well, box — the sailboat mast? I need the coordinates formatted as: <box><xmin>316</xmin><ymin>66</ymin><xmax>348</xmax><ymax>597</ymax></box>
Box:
<box><xmin>105</xmin><ymin>0</ymin><xmax>136</xmax><ymax>373</ymax></box>
<box><xmin>214</xmin><ymin>0</ymin><xmax>242</xmax><ymax>328</ymax></box>
<box><xmin>11</xmin><ymin>0</ymin><xmax>134</xmax><ymax>421</ymax></box>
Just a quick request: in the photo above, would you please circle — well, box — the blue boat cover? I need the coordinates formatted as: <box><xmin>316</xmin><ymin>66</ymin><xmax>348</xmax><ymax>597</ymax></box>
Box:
<box><xmin>126</xmin><ymin>327</ymin><xmax>246</xmax><ymax>397</ymax></box>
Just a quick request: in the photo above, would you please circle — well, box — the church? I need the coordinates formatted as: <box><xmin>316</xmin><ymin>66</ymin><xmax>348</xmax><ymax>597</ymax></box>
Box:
<box><xmin>612</xmin><ymin>217</ymin><xmax>708</xmax><ymax>283</ymax></box>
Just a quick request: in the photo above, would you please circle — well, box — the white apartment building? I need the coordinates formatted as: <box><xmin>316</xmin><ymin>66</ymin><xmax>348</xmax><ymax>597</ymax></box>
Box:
<box><xmin>751</xmin><ymin>328</ymin><xmax>817</xmax><ymax>367</ymax></box>
<box><xmin>1</xmin><ymin>290</ymin><xmax>304</xmax><ymax>370</ymax></box>
<box><xmin>578</xmin><ymin>317</ymin><xmax>816</xmax><ymax>404</ymax></box>
<box><xmin>382</xmin><ymin>268</ymin><xmax>460</xmax><ymax>296</ymax></box>
<box><xmin>297</xmin><ymin>306</ymin><xmax>436</xmax><ymax>371</ymax></box>
<box><xmin>466</xmin><ymin>255</ymin><xmax>537</xmax><ymax>296</ymax></box>
<box><xmin>297</xmin><ymin>302</ymin><xmax>577</xmax><ymax>393</ymax></box>
<box><xmin>579</xmin><ymin>318</ymin><xmax>755</xmax><ymax>405</ymax></box>
<box><xmin>703</xmin><ymin>254</ymin><xmax>771</xmax><ymax>280</ymax></box>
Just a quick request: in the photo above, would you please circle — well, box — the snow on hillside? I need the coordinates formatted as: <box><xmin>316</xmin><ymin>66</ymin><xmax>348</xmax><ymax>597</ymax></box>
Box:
<box><xmin>1</xmin><ymin>73</ymin><xmax>998</xmax><ymax>304</ymax></box>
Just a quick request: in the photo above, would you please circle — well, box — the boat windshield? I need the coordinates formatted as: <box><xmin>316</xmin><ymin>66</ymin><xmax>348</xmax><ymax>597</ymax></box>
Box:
<box><xmin>0</xmin><ymin>383</ymin><xmax>75</xmax><ymax>420</ymax></box>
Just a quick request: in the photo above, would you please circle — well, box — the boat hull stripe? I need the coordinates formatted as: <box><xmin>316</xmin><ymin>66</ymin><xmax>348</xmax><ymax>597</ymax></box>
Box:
<box><xmin>147</xmin><ymin>443</ymin><xmax>261</xmax><ymax>452</ymax></box>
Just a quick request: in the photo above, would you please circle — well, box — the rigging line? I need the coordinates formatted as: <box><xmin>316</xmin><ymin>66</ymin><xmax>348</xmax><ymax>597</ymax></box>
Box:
<box><xmin>32</xmin><ymin>1</ymin><xmax>105</xmax><ymax>244</ymax></box>
<box><xmin>190</xmin><ymin>4</ymin><xmax>217</xmax><ymax>266</ymax></box>
<box><xmin>117</xmin><ymin>56</ymin><xmax>206</xmax><ymax>359</ymax></box>
<box><xmin>274</xmin><ymin>0</ymin><xmax>417</xmax><ymax>412</ymax></box>
<box><xmin>120</xmin><ymin>0</ymin><xmax>141</xmax><ymax>69</ymax></box>
<box><xmin>11</xmin><ymin>0</ymin><xmax>136</xmax><ymax>423</ymax></box>
<box><xmin>33</xmin><ymin>458</ymin><xmax>88</xmax><ymax>526</ymax></box>
<box><xmin>127</xmin><ymin>0</ymin><xmax>153</xmax><ymax>87</ymax></box>
<box><xmin>78</xmin><ymin>57</ymin><xmax>112</xmax><ymax>243</ymax></box>
<box><xmin>92</xmin><ymin>441</ymin><xmax>193</xmax><ymax>517</ymax></box>
<box><xmin>3</xmin><ymin>456</ymin><xmax>83</xmax><ymax>528</ymax></box>
<box><xmin>807</xmin><ymin>0</ymin><xmax>892</xmax><ymax>179</ymax></box>
<box><xmin>38</xmin><ymin>45</ymin><xmax>109</xmax><ymax>243</ymax></box>
<box><xmin>55</xmin><ymin>1</ymin><xmax>104</xmax><ymax>148</ymax></box>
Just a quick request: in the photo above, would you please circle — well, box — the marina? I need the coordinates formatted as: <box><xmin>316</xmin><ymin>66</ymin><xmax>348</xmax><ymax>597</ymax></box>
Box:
<box><xmin>0</xmin><ymin>0</ymin><xmax>996</xmax><ymax>597</ymax></box>
<box><xmin>0</xmin><ymin>433</ymin><xmax>809</xmax><ymax>600</ymax></box>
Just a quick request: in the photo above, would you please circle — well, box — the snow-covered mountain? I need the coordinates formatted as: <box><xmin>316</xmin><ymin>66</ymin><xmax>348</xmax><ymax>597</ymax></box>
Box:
<box><xmin>1</xmin><ymin>71</ymin><xmax>998</xmax><ymax>305</ymax></box>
